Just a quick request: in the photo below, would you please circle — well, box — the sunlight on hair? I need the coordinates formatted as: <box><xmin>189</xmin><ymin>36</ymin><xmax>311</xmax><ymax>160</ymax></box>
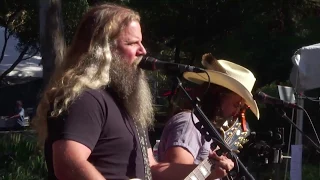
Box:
<box><xmin>32</xmin><ymin>3</ymin><xmax>142</xmax><ymax>146</ymax></box>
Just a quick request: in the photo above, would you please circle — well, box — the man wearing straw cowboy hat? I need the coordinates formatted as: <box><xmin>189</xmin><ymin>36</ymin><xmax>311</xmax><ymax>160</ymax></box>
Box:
<box><xmin>157</xmin><ymin>53</ymin><xmax>260</xmax><ymax>178</ymax></box>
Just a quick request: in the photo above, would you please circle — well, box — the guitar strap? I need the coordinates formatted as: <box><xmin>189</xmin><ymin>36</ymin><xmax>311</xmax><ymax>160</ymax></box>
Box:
<box><xmin>105</xmin><ymin>87</ymin><xmax>152</xmax><ymax>179</ymax></box>
<box><xmin>133</xmin><ymin>121</ymin><xmax>152</xmax><ymax>180</ymax></box>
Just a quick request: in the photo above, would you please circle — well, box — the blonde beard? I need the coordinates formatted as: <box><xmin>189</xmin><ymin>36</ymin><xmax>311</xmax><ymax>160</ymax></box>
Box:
<box><xmin>109</xmin><ymin>55</ymin><xmax>154</xmax><ymax>129</ymax></box>
<box><xmin>123</xmin><ymin>71</ymin><xmax>154</xmax><ymax>129</ymax></box>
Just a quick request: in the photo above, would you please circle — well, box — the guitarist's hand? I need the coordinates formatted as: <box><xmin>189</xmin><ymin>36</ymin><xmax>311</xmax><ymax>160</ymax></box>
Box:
<box><xmin>207</xmin><ymin>151</ymin><xmax>234</xmax><ymax>179</ymax></box>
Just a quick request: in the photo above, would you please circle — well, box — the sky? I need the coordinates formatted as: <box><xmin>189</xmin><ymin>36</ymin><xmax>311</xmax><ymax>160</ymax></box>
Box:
<box><xmin>0</xmin><ymin>27</ymin><xmax>42</xmax><ymax>78</ymax></box>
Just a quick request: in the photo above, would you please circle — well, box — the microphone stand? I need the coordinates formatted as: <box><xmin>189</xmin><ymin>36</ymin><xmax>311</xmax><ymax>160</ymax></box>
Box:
<box><xmin>275</xmin><ymin>108</ymin><xmax>320</xmax><ymax>152</ymax></box>
<box><xmin>172</xmin><ymin>77</ymin><xmax>255</xmax><ymax>180</ymax></box>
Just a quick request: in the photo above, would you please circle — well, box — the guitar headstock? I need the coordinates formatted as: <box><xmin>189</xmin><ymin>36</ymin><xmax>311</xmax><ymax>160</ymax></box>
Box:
<box><xmin>222</xmin><ymin>119</ymin><xmax>250</xmax><ymax>153</ymax></box>
<box><xmin>220</xmin><ymin>105</ymin><xmax>251</xmax><ymax>153</ymax></box>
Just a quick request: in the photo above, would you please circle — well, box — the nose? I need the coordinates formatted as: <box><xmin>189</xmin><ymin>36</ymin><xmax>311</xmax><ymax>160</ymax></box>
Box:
<box><xmin>138</xmin><ymin>43</ymin><xmax>147</xmax><ymax>56</ymax></box>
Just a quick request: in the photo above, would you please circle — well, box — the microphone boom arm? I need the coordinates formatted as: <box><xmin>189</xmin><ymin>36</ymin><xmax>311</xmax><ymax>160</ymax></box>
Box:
<box><xmin>275</xmin><ymin>108</ymin><xmax>320</xmax><ymax>152</ymax></box>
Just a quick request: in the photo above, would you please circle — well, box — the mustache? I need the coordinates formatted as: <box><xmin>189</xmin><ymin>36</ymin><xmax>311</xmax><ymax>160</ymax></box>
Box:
<box><xmin>132</xmin><ymin>56</ymin><xmax>143</xmax><ymax>67</ymax></box>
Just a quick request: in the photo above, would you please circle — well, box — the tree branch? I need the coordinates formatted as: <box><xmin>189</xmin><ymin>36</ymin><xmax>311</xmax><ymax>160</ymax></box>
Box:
<box><xmin>0</xmin><ymin>46</ymin><xmax>29</xmax><ymax>81</ymax></box>
<box><xmin>22</xmin><ymin>48</ymin><xmax>40</xmax><ymax>60</ymax></box>
<box><xmin>0</xmin><ymin>9</ymin><xmax>25</xmax><ymax>64</ymax></box>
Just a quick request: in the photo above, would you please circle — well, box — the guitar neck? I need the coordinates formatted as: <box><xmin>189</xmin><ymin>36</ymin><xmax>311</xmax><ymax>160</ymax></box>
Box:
<box><xmin>184</xmin><ymin>158</ymin><xmax>213</xmax><ymax>180</ymax></box>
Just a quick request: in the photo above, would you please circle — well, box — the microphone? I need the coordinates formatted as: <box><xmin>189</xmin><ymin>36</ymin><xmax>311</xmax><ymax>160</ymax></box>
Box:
<box><xmin>253</xmin><ymin>91</ymin><xmax>303</xmax><ymax>109</ymax></box>
<box><xmin>138</xmin><ymin>56</ymin><xmax>205</xmax><ymax>74</ymax></box>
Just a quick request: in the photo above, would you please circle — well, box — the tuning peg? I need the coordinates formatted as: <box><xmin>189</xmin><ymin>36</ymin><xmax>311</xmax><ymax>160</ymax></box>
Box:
<box><xmin>238</xmin><ymin>144</ymin><xmax>243</xmax><ymax>149</ymax></box>
<box><xmin>241</xmin><ymin>132</ymin><xmax>248</xmax><ymax>136</ymax></box>
<box><xmin>238</xmin><ymin>138</ymin><xmax>248</xmax><ymax>144</ymax></box>
<box><xmin>234</xmin><ymin>142</ymin><xmax>243</xmax><ymax>149</ymax></box>
<box><xmin>232</xmin><ymin>150</ymin><xmax>240</xmax><ymax>154</ymax></box>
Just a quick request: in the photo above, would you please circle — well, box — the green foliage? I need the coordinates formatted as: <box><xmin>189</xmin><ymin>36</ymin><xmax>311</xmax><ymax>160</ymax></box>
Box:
<box><xmin>247</xmin><ymin>162</ymin><xmax>320</xmax><ymax>180</ymax></box>
<box><xmin>256</xmin><ymin>81</ymin><xmax>292</xmax><ymax>108</ymax></box>
<box><xmin>302</xmin><ymin>163</ymin><xmax>320</xmax><ymax>180</ymax></box>
<box><xmin>245</xmin><ymin>81</ymin><xmax>296</xmax><ymax>133</ymax></box>
<box><xmin>0</xmin><ymin>131</ymin><xmax>318</xmax><ymax>180</ymax></box>
<box><xmin>62</xmin><ymin>0</ymin><xmax>89</xmax><ymax>44</ymax></box>
<box><xmin>0</xmin><ymin>132</ymin><xmax>47</xmax><ymax>180</ymax></box>
<box><xmin>0</xmin><ymin>0</ymin><xmax>89</xmax><ymax>57</ymax></box>
<box><xmin>1</xmin><ymin>0</ymin><xmax>319</xmax><ymax>87</ymax></box>
<box><xmin>128</xmin><ymin>0</ymin><xmax>320</xmax><ymax>88</ymax></box>
<box><xmin>0</xmin><ymin>0</ymin><xmax>39</xmax><ymax>55</ymax></box>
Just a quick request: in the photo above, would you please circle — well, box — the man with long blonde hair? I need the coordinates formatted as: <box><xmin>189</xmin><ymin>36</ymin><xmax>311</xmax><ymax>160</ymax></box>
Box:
<box><xmin>33</xmin><ymin>3</ymin><xmax>233</xmax><ymax>180</ymax></box>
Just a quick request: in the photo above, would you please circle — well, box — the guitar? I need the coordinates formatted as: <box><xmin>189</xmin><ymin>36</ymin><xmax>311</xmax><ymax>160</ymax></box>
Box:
<box><xmin>130</xmin><ymin>108</ymin><xmax>250</xmax><ymax>180</ymax></box>
<box><xmin>184</xmin><ymin>107</ymin><xmax>251</xmax><ymax>180</ymax></box>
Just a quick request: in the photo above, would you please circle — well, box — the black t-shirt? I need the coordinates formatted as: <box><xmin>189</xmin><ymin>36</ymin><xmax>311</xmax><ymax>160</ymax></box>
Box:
<box><xmin>45</xmin><ymin>88</ymin><xmax>151</xmax><ymax>180</ymax></box>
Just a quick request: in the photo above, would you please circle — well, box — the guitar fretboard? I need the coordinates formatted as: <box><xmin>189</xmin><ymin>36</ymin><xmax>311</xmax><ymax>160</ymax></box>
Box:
<box><xmin>184</xmin><ymin>158</ymin><xmax>214</xmax><ymax>180</ymax></box>
<box><xmin>184</xmin><ymin>110</ymin><xmax>250</xmax><ymax>180</ymax></box>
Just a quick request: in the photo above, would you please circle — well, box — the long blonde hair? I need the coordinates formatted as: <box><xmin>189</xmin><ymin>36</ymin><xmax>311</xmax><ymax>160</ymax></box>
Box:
<box><xmin>33</xmin><ymin>3</ymin><xmax>141</xmax><ymax>145</ymax></box>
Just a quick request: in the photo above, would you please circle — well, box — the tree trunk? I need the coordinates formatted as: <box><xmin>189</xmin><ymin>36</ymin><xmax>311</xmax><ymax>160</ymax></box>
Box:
<box><xmin>39</xmin><ymin>0</ymin><xmax>65</xmax><ymax>88</ymax></box>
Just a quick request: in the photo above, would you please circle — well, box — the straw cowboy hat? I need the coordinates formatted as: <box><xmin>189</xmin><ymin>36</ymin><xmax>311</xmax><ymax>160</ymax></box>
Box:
<box><xmin>183</xmin><ymin>53</ymin><xmax>260</xmax><ymax>119</ymax></box>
